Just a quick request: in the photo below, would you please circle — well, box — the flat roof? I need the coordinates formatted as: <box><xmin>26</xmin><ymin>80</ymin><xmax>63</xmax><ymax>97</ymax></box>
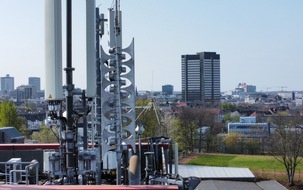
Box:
<box><xmin>195</xmin><ymin>180</ymin><xmax>287</xmax><ymax>190</ymax></box>
<box><xmin>196</xmin><ymin>180</ymin><xmax>262</xmax><ymax>190</ymax></box>
<box><xmin>175</xmin><ymin>165</ymin><xmax>255</xmax><ymax>180</ymax></box>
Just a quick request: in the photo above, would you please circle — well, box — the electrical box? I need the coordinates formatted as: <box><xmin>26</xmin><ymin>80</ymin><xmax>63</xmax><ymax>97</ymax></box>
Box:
<box><xmin>103</xmin><ymin>151</ymin><xmax>117</xmax><ymax>170</ymax></box>
<box><xmin>78</xmin><ymin>150</ymin><xmax>97</xmax><ymax>174</ymax></box>
<box><xmin>43</xmin><ymin>150</ymin><xmax>60</xmax><ymax>177</ymax></box>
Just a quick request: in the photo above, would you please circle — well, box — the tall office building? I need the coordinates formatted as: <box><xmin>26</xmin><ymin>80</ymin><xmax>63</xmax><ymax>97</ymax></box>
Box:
<box><xmin>181</xmin><ymin>52</ymin><xmax>220</xmax><ymax>103</ymax></box>
<box><xmin>0</xmin><ymin>74</ymin><xmax>14</xmax><ymax>92</ymax></box>
<box><xmin>162</xmin><ymin>84</ymin><xmax>174</xmax><ymax>95</ymax></box>
<box><xmin>28</xmin><ymin>77</ymin><xmax>41</xmax><ymax>92</ymax></box>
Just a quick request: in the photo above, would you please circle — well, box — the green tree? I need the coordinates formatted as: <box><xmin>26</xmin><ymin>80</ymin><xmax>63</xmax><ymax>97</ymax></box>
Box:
<box><xmin>178</xmin><ymin>108</ymin><xmax>198</xmax><ymax>152</ymax></box>
<box><xmin>161</xmin><ymin>110</ymin><xmax>175</xmax><ymax>137</ymax></box>
<box><xmin>136</xmin><ymin>98</ymin><xmax>150</xmax><ymax>107</ymax></box>
<box><xmin>31</xmin><ymin>125</ymin><xmax>58</xmax><ymax>143</ymax></box>
<box><xmin>0</xmin><ymin>100</ymin><xmax>27</xmax><ymax>135</ymax></box>
<box><xmin>136</xmin><ymin>99</ymin><xmax>162</xmax><ymax>139</ymax></box>
<box><xmin>244</xmin><ymin>139</ymin><xmax>261</xmax><ymax>155</ymax></box>
<box><xmin>221</xmin><ymin>103</ymin><xmax>237</xmax><ymax>112</ymax></box>
<box><xmin>171</xmin><ymin>118</ymin><xmax>188</xmax><ymax>151</ymax></box>
<box><xmin>15</xmin><ymin>116</ymin><xmax>30</xmax><ymax>138</ymax></box>
<box><xmin>0</xmin><ymin>100</ymin><xmax>18</xmax><ymax>127</ymax></box>
<box><xmin>223</xmin><ymin>132</ymin><xmax>242</xmax><ymax>153</ymax></box>
<box><xmin>174</xmin><ymin>108</ymin><xmax>222</xmax><ymax>153</ymax></box>
<box><xmin>223</xmin><ymin>112</ymin><xmax>239</xmax><ymax>123</ymax></box>
<box><xmin>197</xmin><ymin>109</ymin><xmax>221</xmax><ymax>152</ymax></box>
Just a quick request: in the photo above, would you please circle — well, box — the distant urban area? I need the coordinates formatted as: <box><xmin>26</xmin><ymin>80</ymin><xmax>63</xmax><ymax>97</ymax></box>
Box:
<box><xmin>1</xmin><ymin>52</ymin><xmax>303</xmax><ymax>187</ymax></box>
<box><xmin>1</xmin><ymin>0</ymin><xmax>302</xmax><ymax>188</ymax></box>
<box><xmin>1</xmin><ymin>53</ymin><xmax>303</xmax><ymax>139</ymax></box>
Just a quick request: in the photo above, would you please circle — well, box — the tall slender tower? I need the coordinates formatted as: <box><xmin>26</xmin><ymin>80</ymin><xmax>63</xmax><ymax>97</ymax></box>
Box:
<box><xmin>86</xmin><ymin>0</ymin><xmax>96</xmax><ymax>97</ymax></box>
<box><xmin>181</xmin><ymin>52</ymin><xmax>220</xmax><ymax>104</ymax></box>
<box><xmin>44</xmin><ymin>0</ymin><xmax>63</xmax><ymax>100</ymax></box>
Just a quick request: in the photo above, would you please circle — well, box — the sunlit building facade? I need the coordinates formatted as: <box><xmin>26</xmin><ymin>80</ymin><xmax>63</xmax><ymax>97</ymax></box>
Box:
<box><xmin>0</xmin><ymin>74</ymin><xmax>14</xmax><ymax>92</ymax></box>
<box><xmin>28</xmin><ymin>77</ymin><xmax>41</xmax><ymax>92</ymax></box>
<box><xmin>228</xmin><ymin>117</ymin><xmax>270</xmax><ymax>138</ymax></box>
<box><xmin>181</xmin><ymin>52</ymin><xmax>220</xmax><ymax>103</ymax></box>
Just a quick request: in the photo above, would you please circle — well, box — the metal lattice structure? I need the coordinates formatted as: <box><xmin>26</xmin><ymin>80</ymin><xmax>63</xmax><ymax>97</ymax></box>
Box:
<box><xmin>100</xmin><ymin>8</ymin><xmax>136</xmax><ymax>183</ymax></box>
<box><xmin>100</xmin><ymin>41</ymin><xmax>136</xmax><ymax>156</ymax></box>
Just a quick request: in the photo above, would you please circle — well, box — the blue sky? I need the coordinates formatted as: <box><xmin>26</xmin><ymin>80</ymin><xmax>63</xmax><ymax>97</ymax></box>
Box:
<box><xmin>0</xmin><ymin>0</ymin><xmax>302</xmax><ymax>92</ymax></box>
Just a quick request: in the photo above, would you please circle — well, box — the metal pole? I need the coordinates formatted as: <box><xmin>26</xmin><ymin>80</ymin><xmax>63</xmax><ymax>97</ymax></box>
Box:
<box><xmin>174</xmin><ymin>143</ymin><xmax>178</xmax><ymax>175</ymax></box>
<box><xmin>114</xmin><ymin>0</ymin><xmax>122</xmax><ymax>184</ymax></box>
<box><xmin>82</xmin><ymin>90</ymin><xmax>88</xmax><ymax>150</ymax></box>
<box><xmin>65</xmin><ymin>0</ymin><xmax>75</xmax><ymax>183</ymax></box>
<box><xmin>95</xmin><ymin>7</ymin><xmax>102</xmax><ymax>185</ymax></box>
<box><xmin>169</xmin><ymin>141</ymin><xmax>173</xmax><ymax>174</ymax></box>
<box><xmin>138</xmin><ymin>133</ymin><xmax>141</xmax><ymax>183</ymax></box>
<box><xmin>199</xmin><ymin>128</ymin><xmax>202</xmax><ymax>153</ymax></box>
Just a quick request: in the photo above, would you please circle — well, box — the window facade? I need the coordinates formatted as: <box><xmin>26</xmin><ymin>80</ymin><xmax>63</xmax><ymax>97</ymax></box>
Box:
<box><xmin>228</xmin><ymin>123</ymin><xmax>270</xmax><ymax>138</ymax></box>
<box><xmin>181</xmin><ymin>52</ymin><xmax>220</xmax><ymax>103</ymax></box>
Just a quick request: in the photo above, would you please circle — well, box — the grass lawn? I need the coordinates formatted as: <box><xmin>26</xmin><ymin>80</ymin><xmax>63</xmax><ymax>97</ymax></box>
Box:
<box><xmin>187</xmin><ymin>154</ymin><xmax>303</xmax><ymax>172</ymax></box>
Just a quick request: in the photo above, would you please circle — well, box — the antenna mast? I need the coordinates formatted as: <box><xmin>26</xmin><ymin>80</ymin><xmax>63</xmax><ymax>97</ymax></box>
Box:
<box><xmin>100</xmin><ymin>0</ymin><xmax>137</xmax><ymax>184</ymax></box>
<box><xmin>114</xmin><ymin>0</ymin><xmax>123</xmax><ymax>184</ymax></box>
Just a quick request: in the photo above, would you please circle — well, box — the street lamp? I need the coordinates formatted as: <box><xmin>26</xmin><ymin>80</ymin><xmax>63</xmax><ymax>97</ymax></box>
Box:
<box><xmin>135</xmin><ymin>121</ymin><xmax>145</xmax><ymax>183</ymax></box>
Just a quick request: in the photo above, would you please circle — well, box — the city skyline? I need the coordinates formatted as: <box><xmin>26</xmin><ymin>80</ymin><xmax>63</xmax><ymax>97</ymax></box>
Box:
<box><xmin>0</xmin><ymin>0</ymin><xmax>302</xmax><ymax>92</ymax></box>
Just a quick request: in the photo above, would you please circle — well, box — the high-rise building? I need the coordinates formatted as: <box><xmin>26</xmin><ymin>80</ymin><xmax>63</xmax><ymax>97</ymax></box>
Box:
<box><xmin>28</xmin><ymin>77</ymin><xmax>41</xmax><ymax>92</ymax></box>
<box><xmin>181</xmin><ymin>52</ymin><xmax>220</xmax><ymax>103</ymax></box>
<box><xmin>16</xmin><ymin>85</ymin><xmax>35</xmax><ymax>102</ymax></box>
<box><xmin>162</xmin><ymin>84</ymin><xmax>174</xmax><ymax>95</ymax></box>
<box><xmin>0</xmin><ymin>74</ymin><xmax>14</xmax><ymax>92</ymax></box>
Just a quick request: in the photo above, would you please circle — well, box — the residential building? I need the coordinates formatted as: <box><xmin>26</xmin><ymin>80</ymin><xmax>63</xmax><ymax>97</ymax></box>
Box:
<box><xmin>27</xmin><ymin>120</ymin><xmax>43</xmax><ymax>131</ymax></box>
<box><xmin>0</xmin><ymin>74</ymin><xmax>14</xmax><ymax>92</ymax></box>
<box><xmin>181</xmin><ymin>52</ymin><xmax>220</xmax><ymax>103</ymax></box>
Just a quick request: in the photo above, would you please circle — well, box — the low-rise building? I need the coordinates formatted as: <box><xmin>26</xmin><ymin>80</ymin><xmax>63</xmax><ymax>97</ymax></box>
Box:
<box><xmin>228</xmin><ymin>116</ymin><xmax>270</xmax><ymax>138</ymax></box>
<box><xmin>0</xmin><ymin>127</ymin><xmax>24</xmax><ymax>143</ymax></box>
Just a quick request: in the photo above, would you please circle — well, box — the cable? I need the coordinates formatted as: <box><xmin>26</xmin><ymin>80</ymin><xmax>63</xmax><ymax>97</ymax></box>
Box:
<box><xmin>136</xmin><ymin>101</ymin><xmax>152</xmax><ymax>121</ymax></box>
<box><xmin>50</xmin><ymin>126</ymin><xmax>59</xmax><ymax>142</ymax></box>
<box><xmin>110</xmin><ymin>0</ymin><xmax>115</xmax><ymax>9</ymax></box>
